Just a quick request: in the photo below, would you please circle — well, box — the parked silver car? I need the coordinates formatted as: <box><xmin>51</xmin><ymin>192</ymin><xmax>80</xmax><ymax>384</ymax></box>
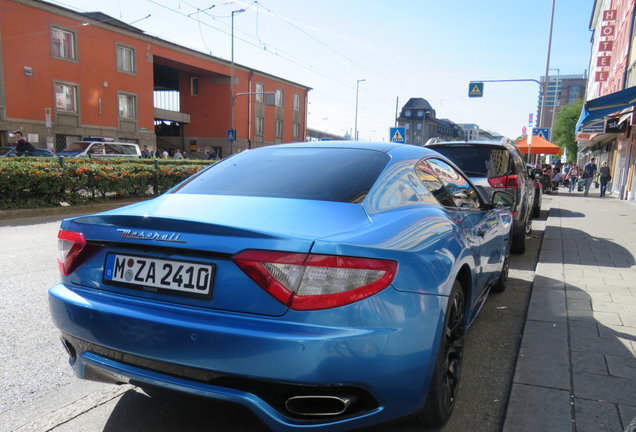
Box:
<box><xmin>425</xmin><ymin>138</ymin><xmax>535</xmax><ymax>253</ymax></box>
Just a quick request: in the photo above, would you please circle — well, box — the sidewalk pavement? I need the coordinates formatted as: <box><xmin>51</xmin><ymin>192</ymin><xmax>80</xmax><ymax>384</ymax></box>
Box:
<box><xmin>503</xmin><ymin>189</ymin><xmax>636</xmax><ymax>432</ymax></box>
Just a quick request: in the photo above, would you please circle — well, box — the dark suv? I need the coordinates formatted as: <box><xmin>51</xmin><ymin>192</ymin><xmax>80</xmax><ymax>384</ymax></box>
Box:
<box><xmin>425</xmin><ymin>139</ymin><xmax>535</xmax><ymax>253</ymax></box>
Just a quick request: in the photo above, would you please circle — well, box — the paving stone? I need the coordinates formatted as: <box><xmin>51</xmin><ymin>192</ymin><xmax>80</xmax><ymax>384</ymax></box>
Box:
<box><xmin>574</xmin><ymin>398</ymin><xmax>623</xmax><ymax>432</ymax></box>
<box><xmin>567</xmin><ymin>290</ymin><xmax>612</xmax><ymax>302</ymax></box>
<box><xmin>573</xmin><ymin>372</ymin><xmax>636</xmax><ymax>406</ymax></box>
<box><xmin>567</xmin><ymin>297</ymin><xmax>592</xmax><ymax>311</ymax></box>
<box><xmin>582</xmin><ymin>285</ymin><xmax>633</xmax><ymax>295</ymax></box>
<box><xmin>620</xmin><ymin>406</ymin><xmax>636</xmax><ymax>429</ymax></box>
<box><xmin>592</xmin><ymin>301</ymin><xmax>636</xmax><ymax>314</ymax></box>
<box><xmin>571</xmin><ymin>351</ymin><xmax>607</xmax><ymax>375</ymax></box>
<box><xmin>533</xmin><ymin>275</ymin><xmax>565</xmax><ymax>291</ymax></box>
<box><xmin>527</xmin><ymin>290</ymin><xmax>567</xmax><ymax>323</ymax></box>
<box><xmin>570</xmin><ymin>321</ymin><xmax>635</xmax><ymax>357</ymax></box>
<box><xmin>621</xmin><ymin>314</ymin><xmax>636</xmax><ymax>328</ymax></box>
<box><xmin>513</xmin><ymin>321</ymin><xmax>569</xmax><ymax>389</ymax></box>
<box><xmin>610</xmin><ymin>294</ymin><xmax>636</xmax><ymax>305</ymax></box>
<box><xmin>606</xmin><ymin>355</ymin><xmax>636</xmax><ymax>380</ymax></box>
<box><xmin>502</xmin><ymin>384</ymin><xmax>572</xmax><ymax>432</ymax></box>
<box><xmin>568</xmin><ymin>309</ymin><xmax>623</xmax><ymax>326</ymax></box>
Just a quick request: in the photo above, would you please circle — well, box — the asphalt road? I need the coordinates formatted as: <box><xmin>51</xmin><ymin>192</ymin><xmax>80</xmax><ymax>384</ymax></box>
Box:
<box><xmin>0</xmin><ymin>199</ymin><xmax>548</xmax><ymax>432</ymax></box>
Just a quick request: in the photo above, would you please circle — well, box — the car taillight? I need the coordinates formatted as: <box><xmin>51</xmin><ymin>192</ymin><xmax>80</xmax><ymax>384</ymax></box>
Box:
<box><xmin>57</xmin><ymin>230</ymin><xmax>87</xmax><ymax>275</ymax></box>
<box><xmin>488</xmin><ymin>175</ymin><xmax>519</xmax><ymax>188</ymax></box>
<box><xmin>233</xmin><ymin>250</ymin><xmax>397</xmax><ymax>310</ymax></box>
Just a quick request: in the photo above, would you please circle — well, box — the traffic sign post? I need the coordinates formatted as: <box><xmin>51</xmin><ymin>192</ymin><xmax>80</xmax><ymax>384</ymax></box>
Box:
<box><xmin>389</xmin><ymin>127</ymin><xmax>405</xmax><ymax>143</ymax></box>
<box><xmin>468</xmin><ymin>82</ymin><xmax>484</xmax><ymax>98</ymax></box>
<box><xmin>532</xmin><ymin>128</ymin><xmax>550</xmax><ymax>141</ymax></box>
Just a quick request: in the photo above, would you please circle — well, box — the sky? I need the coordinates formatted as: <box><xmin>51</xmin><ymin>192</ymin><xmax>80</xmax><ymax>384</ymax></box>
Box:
<box><xmin>47</xmin><ymin>0</ymin><xmax>594</xmax><ymax>141</ymax></box>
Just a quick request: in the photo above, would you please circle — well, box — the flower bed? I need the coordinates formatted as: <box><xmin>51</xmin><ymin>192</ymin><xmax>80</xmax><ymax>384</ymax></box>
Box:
<box><xmin>0</xmin><ymin>157</ymin><xmax>211</xmax><ymax>208</ymax></box>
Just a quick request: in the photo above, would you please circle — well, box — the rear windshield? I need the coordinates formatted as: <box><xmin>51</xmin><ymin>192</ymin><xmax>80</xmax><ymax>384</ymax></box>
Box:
<box><xmin>174</xmin><ymin>147</ymin><xmax>390</xmax><ymax>203</ymax></box>
<box><xmin>431</xmin><ymin>146</ymin><xmax>514</xmax><ymax>177</ymax></box>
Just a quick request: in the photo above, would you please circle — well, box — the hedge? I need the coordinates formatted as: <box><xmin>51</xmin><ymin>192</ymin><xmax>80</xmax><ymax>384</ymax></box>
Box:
<box><xmin>0</xmin><ymin>157</ymin><xmax>212</xmax><ymax>209</ymax></box>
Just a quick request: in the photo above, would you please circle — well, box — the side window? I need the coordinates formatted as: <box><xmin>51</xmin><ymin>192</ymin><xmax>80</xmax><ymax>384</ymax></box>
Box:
<box><xmin>415</xmin><ymin>160</ymin><xmax>455</xmax><ymax>208</ymax></box>
<box><xmin>87</xmin><ymin>144</ymin><xmax>104</xmax><ymax>155</ymax></box>
<box><xmin>427</xmin><ymin>159</ymin><xmax>481</xmax><ymax>209</ymax></box>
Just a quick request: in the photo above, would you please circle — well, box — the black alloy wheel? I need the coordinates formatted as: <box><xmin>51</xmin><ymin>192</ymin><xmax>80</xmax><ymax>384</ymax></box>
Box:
<box><xmin>418</xmin><ymin>281</ymin><xmax>466</xmax><ymax>426</ymax></box>
<box><xmin>491</xmin><ymin>255</ymin><xmax>509</xmax><ymax>293</ymax></box>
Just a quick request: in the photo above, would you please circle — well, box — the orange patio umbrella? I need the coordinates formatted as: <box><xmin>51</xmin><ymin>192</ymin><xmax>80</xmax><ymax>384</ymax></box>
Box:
<box><xmin>514</xmin><ymin>135</ymin><xmax>562</xmax><ymax>155</ymax></box>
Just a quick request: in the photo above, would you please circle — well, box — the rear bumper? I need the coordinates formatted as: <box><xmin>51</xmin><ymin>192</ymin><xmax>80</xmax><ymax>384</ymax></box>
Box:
<box><xmin>49</xmin><ymin>283</ymin><xmax>446</xmax><ymax>431</ymax></box>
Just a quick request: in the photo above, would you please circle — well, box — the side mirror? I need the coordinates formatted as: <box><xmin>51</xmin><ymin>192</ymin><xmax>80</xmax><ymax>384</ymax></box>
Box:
<box><xmin>492</xmin><ymin>191</ymin><xmax>514</xmax><ymax>209</ymax></box>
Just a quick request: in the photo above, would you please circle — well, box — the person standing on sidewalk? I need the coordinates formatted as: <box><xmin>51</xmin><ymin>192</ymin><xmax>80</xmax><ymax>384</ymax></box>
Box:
<box><xmin>566</xmin><ymin>163</ymin><xmax>580</xmax><ymax>192</ymax></box>
<box><xmin>582</xmin><ymin>157</ymin><xmax>597</xmax><ymax>197</ymax></box>
<box><xmin>599</xmin><ymin>161</ymin><xmax>611</xmax><ymax>197</ymax></box>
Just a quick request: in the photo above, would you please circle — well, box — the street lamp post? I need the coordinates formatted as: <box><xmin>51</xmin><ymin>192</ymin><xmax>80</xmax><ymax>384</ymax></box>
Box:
<box><xmin>549</xmin><ymin>68</ymin><xmax>560</xmax><ymax>133</ymax></box>
<box><xmin>230</xmin><ymin>8</ymin><xmax>245</xmax><ymax>154</ymax></box>
<box><xmin>539</xmin><ymin>0</ymin><xmax>556</xmax><ymax>129</ymax></box>
<box><xmin>354</xmin><ymin>79</ymin><xmax>365</xmax><ymax>140</ymax></box>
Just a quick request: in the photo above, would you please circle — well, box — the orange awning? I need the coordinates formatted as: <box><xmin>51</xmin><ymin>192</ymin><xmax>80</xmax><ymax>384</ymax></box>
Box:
<box><xmin>514</xmin><ymin>135</ymin><xmax>562</xmax><ymax>155</ymax></box>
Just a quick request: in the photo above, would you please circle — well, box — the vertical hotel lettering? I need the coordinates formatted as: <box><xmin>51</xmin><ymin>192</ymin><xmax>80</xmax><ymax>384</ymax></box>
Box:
<box><xmin>595</xmin><ymin>9</ymin><xmax>616</xmax><ymax>82</ymax></box>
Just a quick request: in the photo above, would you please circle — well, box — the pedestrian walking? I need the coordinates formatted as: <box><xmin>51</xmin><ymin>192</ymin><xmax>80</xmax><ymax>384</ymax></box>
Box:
<box><xmin>173</xmin><ymin>149</ymin><xmax>184</xmax><ymax>159</ymax></box>
<box><xmin>582</xmin><ymin>157</ymin><xmax>597</xmax><ymax>197</ymax></box>
<box><xmin>566</xmin><ymin>163</ymin><xmax>580</xmax><ymax>192</ymax></box>
<box><xmin>598</xmin><ymin>161</ymin><xmax>611</xmax><ymax>197</ymax></box>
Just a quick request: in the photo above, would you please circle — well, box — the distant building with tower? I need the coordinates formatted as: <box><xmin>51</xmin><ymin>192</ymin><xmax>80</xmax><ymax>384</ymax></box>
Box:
<box><xmin>396</xmin><ymin>98</ymin><xmax>464</xmax><ymax>144</ymax></box>
<box><xmin>536</xmin><ymin>73</ymin><xmax>587</xmax><ymax>129</ymax></box>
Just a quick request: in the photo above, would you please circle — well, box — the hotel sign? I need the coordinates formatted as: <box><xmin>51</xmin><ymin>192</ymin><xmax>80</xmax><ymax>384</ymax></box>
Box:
<box><xmin>595</xmin><ymin>9</ymin><xmax>616</xmax><ymax>82</ymax></box>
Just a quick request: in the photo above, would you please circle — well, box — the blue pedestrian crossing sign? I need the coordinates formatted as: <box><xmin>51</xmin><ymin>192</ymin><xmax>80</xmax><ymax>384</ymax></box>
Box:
<box><xmin>468</xmin><ymin>82</ymin><xmax>484</xmax><ymax>98</ymax></box>
<box><xmin>390</xmin><ymin>127</ymin><xmax>405</xmax><ymax>143</ymax></box>
<box><xmin>532</xmin><ymin>128</ymin><xmax>550</xmax><ymax>141</ymax></box>
<box><xmin>227</xmin><ymin>129</ymin><xmax>236</xmax><ymax>142</ymax></box>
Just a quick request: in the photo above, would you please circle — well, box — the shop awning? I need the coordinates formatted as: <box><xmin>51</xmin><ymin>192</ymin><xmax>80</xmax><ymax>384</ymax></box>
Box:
<box><xmin>575</xmin><ymin>86</ymin><xmax>636</xmax><ymax>131</ymax></box>
<box><xmin>514</xmin><ymin>135</ymin><xmax>562</xmax><ymax>155</ymax></box>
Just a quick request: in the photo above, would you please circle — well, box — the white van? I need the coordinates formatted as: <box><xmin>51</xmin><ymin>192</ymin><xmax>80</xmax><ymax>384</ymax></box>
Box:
<box><xmin>58</xmin><ymin>138</ymin><xmax>141</xmax><ymax>158</ymax></box>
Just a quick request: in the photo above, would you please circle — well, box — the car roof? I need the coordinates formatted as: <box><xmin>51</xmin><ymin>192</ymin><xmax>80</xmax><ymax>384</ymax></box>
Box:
<box><xmin>260</xmin><ymin>140</ymin><xmax>442</xmax><ymax>155</ymax></box>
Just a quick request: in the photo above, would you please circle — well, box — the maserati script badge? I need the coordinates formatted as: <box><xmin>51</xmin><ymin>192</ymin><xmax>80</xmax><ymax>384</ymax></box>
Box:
<box><xmin>116</xmin><ymin>229</ymin><xmax>185</xmax><ymax>243</ymax></box>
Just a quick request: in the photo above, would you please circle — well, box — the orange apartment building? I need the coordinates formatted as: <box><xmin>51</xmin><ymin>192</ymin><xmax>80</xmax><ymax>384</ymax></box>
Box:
<box><xmin>0</xmin><ymin>0</ymin><xmax>311</xmax><ymax>157</ymax></box>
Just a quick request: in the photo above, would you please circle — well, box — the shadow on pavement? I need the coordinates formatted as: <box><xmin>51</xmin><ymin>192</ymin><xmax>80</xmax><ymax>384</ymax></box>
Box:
<box><xmin>542</xmin><ymin>226</ymin><xmax>635</xmax><ymax>268</ymax></box>
<box><xmin>554</xmin><ymin>209</ymin><xmax>585</xmax><ymax>218</ymax></box>
<box><xmin>102</xmin><ymin>388</ymin><xmax>264</xmax><ymax>432</ymax></box>
<box><xmin>507</xmin><ymin>274</ymin><xmax>636</xmax><ymax>431</ymax></box>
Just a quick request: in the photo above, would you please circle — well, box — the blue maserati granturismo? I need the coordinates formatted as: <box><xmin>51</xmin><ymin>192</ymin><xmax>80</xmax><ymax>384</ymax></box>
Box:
<box><xmin>49</xmin><ymin>141</ymin><xmax>513</xmax><ymax>431</ymax></box>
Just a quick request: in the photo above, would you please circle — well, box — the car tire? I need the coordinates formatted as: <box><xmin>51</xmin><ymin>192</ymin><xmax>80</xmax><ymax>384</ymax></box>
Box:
<box><xmin>510</xmin><ymin>221</ymin><xmax>526</xmax><ymax>254</ymax></box>
<box><xmin>417</xmin><ymin>280</ymin><xmax>465</xmax><ymax>427</ymax></box>
<box><xmin>491</xmin><ymin>254</ymin><xmax>509</xmax><ymax>293</ymax></box>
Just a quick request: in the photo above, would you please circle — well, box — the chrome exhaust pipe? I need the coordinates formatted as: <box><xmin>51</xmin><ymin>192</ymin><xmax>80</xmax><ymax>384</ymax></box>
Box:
<box><xmin>285</xmin><ymin>395</ymin><xmax>355</xmax><ymax>417</ymax></box>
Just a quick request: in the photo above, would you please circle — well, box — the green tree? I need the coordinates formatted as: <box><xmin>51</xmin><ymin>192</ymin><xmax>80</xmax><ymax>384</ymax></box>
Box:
<box><xmin>552</xmin><ymin>99</ymin><xmax>583</xmax><ymax>162</ymax></box>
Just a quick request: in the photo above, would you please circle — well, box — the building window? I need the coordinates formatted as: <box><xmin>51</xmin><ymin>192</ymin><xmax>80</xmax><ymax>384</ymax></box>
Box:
<box><xmin>293</xmin><ymin>123</ymin><xmax>300</xmax><ymax>140</ymax></box>
<box><xmin>416</xmin><ymin>122</ymin><xmax>423</xmax><ymax>130</ymax></box>
<box><xmin>255</xmin><ymin>116</ymin><xmax>264</xmax><ymax>135</ymax></box>
<box><xmin>55</xmin><ymin>83</ymin><xmax>78</xmax><ymax>112</ymax></box>
<box><xmin>405</xmin><ymin>123</ymin><xmax>410</xmax><ymax>130</ymax></box>
<box><xmin>116</xmin><ymin>44</ymin><xmax>135</xmax><ymax>74</ymax></box>
<box><xmin>404</xmin><ymin>110</ymin><xmax>411</xmax><ymax>117</ymax></box>
<box><xmin>255</xmin><ymin>83</ymin><xmax>264</xmax><ymax>102</ymax></box>
<box><xmin>51</xmin><ymin>27</ymin><xmax>76</xmax><ymax>61</ymax></box>
<box><xmin>417</xmin><ymin>110</ymin><xmax>424</xmax><ymax>117</ymax></box>
<box><xmin>293</xmin><ymin>94</ymin><xmax>301</xmax><ymax>111</ymax></box>
<box><xmin>275</xmin><ymin>89</ymin><xmax>283</xmax><ymax>107</ymax></box>
<box><xmin>276</xmin><ymin>120</ymin><xmax>283</xmax><ymax>137</ymax></box>
<box><xmin>118</xmin><ymin>93</ymin><xmax>137</xmax><ymax>119</ymax></box>
<box><xmin>191</xmin><ymin>77</ymin><xmax>199</xmax><ymax>96</ymax></box>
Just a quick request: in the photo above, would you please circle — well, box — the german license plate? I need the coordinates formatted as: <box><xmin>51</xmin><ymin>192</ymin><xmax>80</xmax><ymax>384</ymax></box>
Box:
<box><xmin>104</xmin><ymin>254</ymin><xmax>214</xmax><ymax>299</ymax></box>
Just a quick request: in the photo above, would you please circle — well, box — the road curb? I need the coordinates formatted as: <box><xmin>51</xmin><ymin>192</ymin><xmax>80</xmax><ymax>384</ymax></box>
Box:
<box><xmin>0</xmin><ymin>198</ymin><xmax>148</xmax><ymax>222</ymax></box>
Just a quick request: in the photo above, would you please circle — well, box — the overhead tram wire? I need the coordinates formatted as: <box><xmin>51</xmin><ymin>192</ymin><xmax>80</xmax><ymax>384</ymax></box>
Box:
<box><xmin>253</xmin><ymin>0</ymin><xmax>416</xmax><ymax>96</ymax></box>
<box><xmin>170</xmin><ymin>0</ymin><xmax>400</xmax><ymax>104</ymax></box>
